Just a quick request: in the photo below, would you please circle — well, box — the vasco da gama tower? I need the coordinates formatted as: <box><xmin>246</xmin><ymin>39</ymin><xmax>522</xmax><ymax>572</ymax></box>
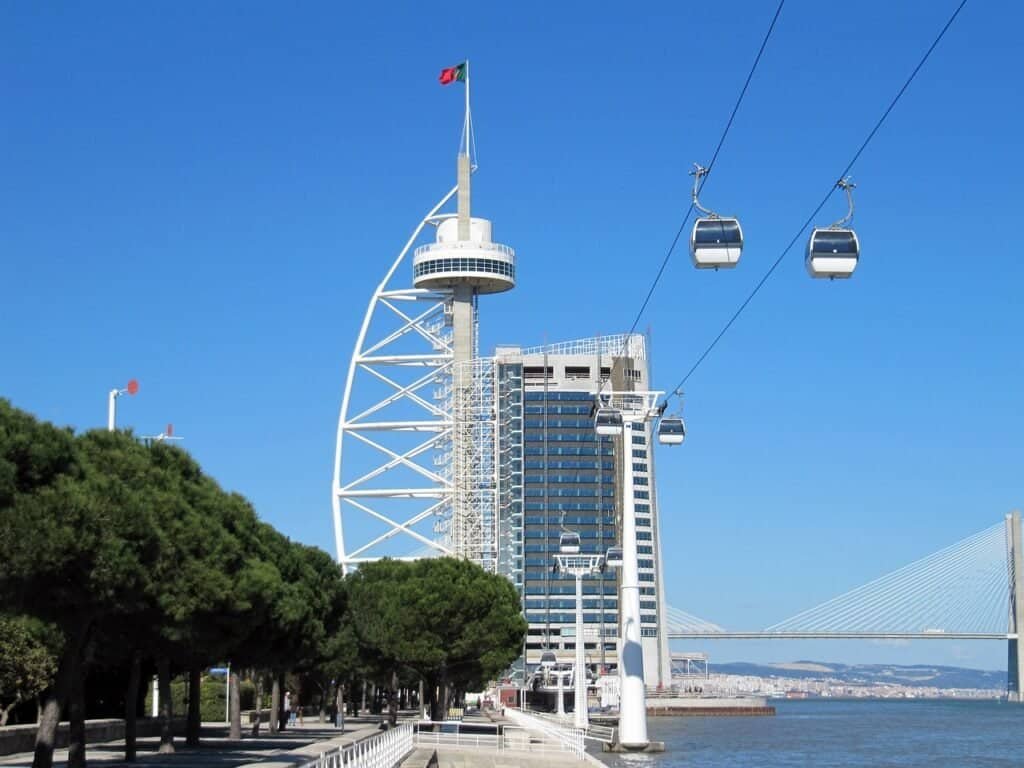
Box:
<box><xmin>331</xmin><ymin>67</ymin><xmax>670</xmax><ymax>686</ymax></box>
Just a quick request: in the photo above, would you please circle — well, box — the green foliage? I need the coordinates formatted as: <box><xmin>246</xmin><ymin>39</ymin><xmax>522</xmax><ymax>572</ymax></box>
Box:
<box><xmin>348</xmin><ymin>558</ymin><xmax>527</xmax><ymax>692</ymax></box>
<box><xmin>0</xmin><ymin>615</ymin><xmax>59</xmax><ymax>725</ymax></box>
<box><xmin>142</xmin><ymin>674</ymin><xmax>254</xmax><ymax>722</ymax></box>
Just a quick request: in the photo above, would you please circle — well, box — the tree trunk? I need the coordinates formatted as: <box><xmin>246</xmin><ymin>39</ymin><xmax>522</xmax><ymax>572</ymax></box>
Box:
<box><xmin>335</xmin><ymin>685</ymin><xmax>344</xmax><ymax>731</ymax></box>
<box><xmin>387</xmin><ymin>670</ymin><xmax>398</xmax><ymax>728</ymax></box>
<box><xmin>124</xmin><ymin>653</ymin><xmax>141</xmax><ymax>761</ymax></box>
<box><xmin>185</xmin><ymin>666</ymin><xmax>201</xmax><ymax>746</ymax></box>
<box><xmin>438</xmin><ymin>673</ymin><xmax>450</xmax><ymax>722</ymax></box>
<box><xmin>276</xmin><ymin>672</ymin><xmax>286</xmax><ymax>731</ymax></box>
<box><xmin>33</xmin><ymin>630</ymin><xmax>85</xmax><ymax>768</ymax></box>
<box><xmin>0</xmin><ymin>696</ymin><xmax>19</xmax><ymax>727</ymax></box>
<box><xmin>228</xmin><ymin>672</ymin><xmax>241</xmax><ymax>741</ymax></box>
<box><xmin>67</xmin><ymin>653</ymin><xmax>85</xmax><ymax>768</ymax></box>
<box><xmin>157</xmin><ymin>658</ymin><xmax>174</xmax><ymax>754</ymax></box>
<box><xmin>426</xmin><ymin>677</ymin><xmax>442</xmax><ymax>723</ymax></box>
<box><xmin>269</xmin><ymin>675</ymin><xmax>280</xmax><ymax>734</ymax></box>
<box><xmin>251</xmin><ymin>677</ymin><xmax>263</xmax><ymax>737</ymax></box>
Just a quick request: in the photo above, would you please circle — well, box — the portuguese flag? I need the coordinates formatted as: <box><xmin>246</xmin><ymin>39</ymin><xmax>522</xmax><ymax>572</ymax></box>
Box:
<box><xmin>439</xmin><ymin>62</ymin><xmax>467</xmax><ymax>85</ymax></box>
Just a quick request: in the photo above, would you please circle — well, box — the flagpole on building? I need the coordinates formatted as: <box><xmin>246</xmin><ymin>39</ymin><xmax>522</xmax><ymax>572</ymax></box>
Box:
<box><xmin>464</xmin><ymin>59</ymin><xmax>471</xmax><ymax>162</ymax></box>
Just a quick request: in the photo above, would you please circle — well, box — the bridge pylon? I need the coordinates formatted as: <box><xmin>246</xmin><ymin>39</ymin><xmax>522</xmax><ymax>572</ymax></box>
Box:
<box><xmin>1007</xmin><ymin>510</ymin><xmax>1024</xmax><ymax>702</ymax></box>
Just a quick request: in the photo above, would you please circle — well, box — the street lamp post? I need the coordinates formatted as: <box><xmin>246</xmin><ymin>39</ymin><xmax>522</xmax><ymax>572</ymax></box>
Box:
<box><xmin>598</xmin><ymin>390</ymin><xmax>662</xmax><ymax>750</ymax></box>
<box><xmin>107</xmin><ymin>379</ymin><xmax>139</xmax><ymax>431</ymax></box>
<box><xmin>553</xmin><ymin>550</ymin><xmax>603</xmax><ymax>730</ymax></box>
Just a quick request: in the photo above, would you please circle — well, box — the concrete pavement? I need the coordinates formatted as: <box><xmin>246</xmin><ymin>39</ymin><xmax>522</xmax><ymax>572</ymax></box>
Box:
<box><xmin>0</xmin><ymin>718</ymin><xmax>388</xmax><ymax>768</ymax></box>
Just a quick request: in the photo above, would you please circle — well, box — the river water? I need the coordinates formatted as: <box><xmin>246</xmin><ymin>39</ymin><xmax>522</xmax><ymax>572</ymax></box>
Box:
<box><xmin>593</xmin><ymin>700</ymin><xmax>1024</xmax><ymax>767</ymax></box>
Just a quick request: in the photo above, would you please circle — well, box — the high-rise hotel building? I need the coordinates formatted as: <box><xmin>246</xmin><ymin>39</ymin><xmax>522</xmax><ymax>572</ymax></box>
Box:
<box><xmin>331</xmin><ymin>138</ymin><xmax>670</xmax><ymax>687</ymax></box>
<box><xmin>491</xmin><ymin>334</ymin><xmax>670</xmax><ymax>687</ymax></box>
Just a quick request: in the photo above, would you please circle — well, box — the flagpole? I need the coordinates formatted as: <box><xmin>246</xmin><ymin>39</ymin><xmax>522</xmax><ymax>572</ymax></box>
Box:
<box><xmin>464</xmin><ymin>59</ymin><xmax>471</xmax><ymax>161</ymax></box>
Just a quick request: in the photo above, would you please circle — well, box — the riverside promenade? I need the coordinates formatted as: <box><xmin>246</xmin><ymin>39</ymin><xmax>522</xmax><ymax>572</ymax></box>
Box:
<box><xmin>1</xmin><ymin>713</ymin><xmax>607</xmax><ymax>768</ymax></box>
<box><xmin>0</xmin><ymin>718</ymin><xmax>387</xmax><ymax>768</ymax></box>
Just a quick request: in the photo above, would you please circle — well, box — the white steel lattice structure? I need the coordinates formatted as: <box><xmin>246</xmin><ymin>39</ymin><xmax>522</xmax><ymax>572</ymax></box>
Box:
<box><xmin>331</xmin><ymin>184</ymin><xmax>516</xmax><ymax>572</ymax></box>
<box><xmin>448</xmin><ymin>358</ymin><xmax>500</xmax><ymax>574</ymax></box>
<box><xmin>333</xmin><ymin>74</ymin><xmax>516</xmax><ymax>572</ymax></box>
<box><xmin>331</xmin><ymin>184</ymin><xmax>458</xmax><ymax>572</ymax></box>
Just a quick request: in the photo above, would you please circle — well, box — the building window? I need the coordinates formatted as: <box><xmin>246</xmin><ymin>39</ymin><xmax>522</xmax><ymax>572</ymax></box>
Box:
<box><xmin>565</xmin><ymin>366</ymin><xmax>590</xmax><ymax>380</ymax></box>
<box><xmin>523</xmin><ymin>366</ymin><xmax>553</xmax><ymax>380</ymax></box>
<box><xmin>632</xmin><ymin>449</ymin><xmax>647</xmax><ymax>459</ymax></box>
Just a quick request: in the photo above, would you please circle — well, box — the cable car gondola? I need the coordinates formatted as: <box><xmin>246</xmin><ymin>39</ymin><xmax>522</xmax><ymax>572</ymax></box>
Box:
<box><xmin>658</xmin><ymin>417</ymin><xmax>686</xmax><ymax>446</ymax></box>
<box><xmin>594</xmin><ymin>407</ymin><xmax>624</xmax><ymax>436</ymax></box>
<box><xmin>689</xmin><ymin>164</ymin><xmax>743</xmax><ymax>269</ymax></box>
<box><xmin>807</xmin><ymin>178</ymin><xmax>859</xmax><ymax>279</ymax></box>
<box><xmin>559</xmin><ymin>531</ymin><xmax>581</xmax><ymax>554</ymax></box>
<box><xmin>604</xmin><ymin>546</ymin><xmax>623</xmax><ymax>568</ymax></box>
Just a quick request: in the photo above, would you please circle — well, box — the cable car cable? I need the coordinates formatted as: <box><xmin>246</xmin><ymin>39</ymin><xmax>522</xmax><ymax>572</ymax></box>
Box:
<box><xmin>623</xmin><ymin>0</ymin><xmax>787</xmax><ymax>343</ymax></box>
<box><xmin>664</xmin><ymin>0</ymin><xmax>969</xmax><ymax>404</ymax></box>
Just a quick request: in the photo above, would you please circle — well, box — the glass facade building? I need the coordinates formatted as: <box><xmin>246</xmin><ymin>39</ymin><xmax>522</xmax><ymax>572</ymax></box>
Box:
<box><xmin>491</xmin><ymin>334</ymin><xmax>670</xmax><ymax>686</ymax></box>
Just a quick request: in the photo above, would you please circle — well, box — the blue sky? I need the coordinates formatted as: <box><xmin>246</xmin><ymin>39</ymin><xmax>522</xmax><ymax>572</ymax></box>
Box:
<box><xmin>3</xmin><ymin>1</ymin><xmax>1021</xmax><ymax>670</ymax></box>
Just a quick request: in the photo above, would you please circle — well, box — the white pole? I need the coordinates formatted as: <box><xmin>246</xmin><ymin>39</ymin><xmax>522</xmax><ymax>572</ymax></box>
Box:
<box><xmin>464</xmin><ymin>59</ymin><xmax>471</xmax><ymax>159</ymax></box>
<box><xmin>151</xmin><ymin>676</ymin><xmax>159</xmax><ymax>718</ymax></box>
<box><xmin>574</xmin><ymin>572</ymin><xmax>589</xmax><ymax>729</ymax></box>
<box><xmin>617</xmin><ymin>416</ymin><xmax>649</xmax><ymax>748</ymax></box>
<box><xmin>107</xmin><ymin>389</ymin><xmax>118</xmax><ymax>431</ymax></box>
<box><xmin>556</xmin><ymin>665</ymin><xmax>565</xmax><ymax>716</ymax></box>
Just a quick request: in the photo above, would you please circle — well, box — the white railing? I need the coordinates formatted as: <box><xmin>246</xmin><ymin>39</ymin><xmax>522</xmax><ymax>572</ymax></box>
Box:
<box><xmin>518</xmin><ymin>333</ymin><xmax>646</xmax><ymax>361</ymax></box>
<box><xmin>302</xmin><ymin>723</ymin><xmax>414</xmax><ymax>768</ymax></box>
<box><xmin>502</xmin><ymin>709</ymin><xmax>585</xmax><ymax>758</ymax></box>
<box><xmin>414</xmin><ymin>721</ymin><xmax>584</xmax><ymax>759</ymax></box>
<box><xmin>413</xmin><ymin>241</ymin><xmax>516</xmax><ymax>261</ymax></box>
<box><xmin>519</xmin><ymin>708</ymin><xmax>616</xmax><ymax>744</ymax></box>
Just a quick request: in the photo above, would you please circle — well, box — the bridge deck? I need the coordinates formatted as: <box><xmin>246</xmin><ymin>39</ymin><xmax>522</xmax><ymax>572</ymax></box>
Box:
<box><xmin>667</xmin><ymin>632</ymin><xmax>1011</xmax><ymax>640</ymax></box>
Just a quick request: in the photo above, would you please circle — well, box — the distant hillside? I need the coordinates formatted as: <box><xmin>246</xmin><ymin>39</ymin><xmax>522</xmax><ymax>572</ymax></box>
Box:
<box><xmin>709</xmin><ymin>661</ymin><xmax>1006</xmax><ymax>690</ymax></box>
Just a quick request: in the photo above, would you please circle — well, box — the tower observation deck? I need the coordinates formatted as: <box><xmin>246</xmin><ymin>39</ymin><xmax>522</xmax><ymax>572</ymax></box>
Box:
<box><xmin>413</xmin><ymin>217</ymin><xmax>516</xmax><ymax>295</ymax></box>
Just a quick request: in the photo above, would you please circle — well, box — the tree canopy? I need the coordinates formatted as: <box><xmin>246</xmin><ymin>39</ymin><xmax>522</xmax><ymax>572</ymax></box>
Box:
<box><xmin>348</xmin><ymin>557</ymin><xmax>526</xmax><ymax>720</ymax></box>
<box><xmin>1</xmin><ymin>399</ymin><xmax>529</xmax><ymax>762</ymax></box>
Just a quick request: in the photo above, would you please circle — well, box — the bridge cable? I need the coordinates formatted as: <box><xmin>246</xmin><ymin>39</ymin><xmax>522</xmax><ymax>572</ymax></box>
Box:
<box><xmin>664</xmin><ymin>0</ymin><xmax>969</xmax><ymax>405</ymax></box>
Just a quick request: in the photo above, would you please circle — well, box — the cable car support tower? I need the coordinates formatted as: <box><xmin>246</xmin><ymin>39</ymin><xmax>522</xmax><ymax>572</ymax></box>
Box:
<box><xmin>332</xmin><ymin>63</ymin><xmax>516</xmax><ymax>573</ymax></box>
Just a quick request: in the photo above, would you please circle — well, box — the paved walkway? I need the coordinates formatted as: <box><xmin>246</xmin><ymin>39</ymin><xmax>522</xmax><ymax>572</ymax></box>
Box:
<box><xmin>0</xmin><ymin>718</ymin><xmax>389</xmax><ymax>768</ymax></box>
<box><xmin>406</xmin><ymin>712</ymin><xmax>606</xmax><ymax>768</ymax></box>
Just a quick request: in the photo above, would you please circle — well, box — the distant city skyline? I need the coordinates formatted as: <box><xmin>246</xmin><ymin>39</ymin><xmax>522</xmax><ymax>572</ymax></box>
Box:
<box><xmin>3</xmin><ymin>1</ymin><xmax>1020</xmax><ymax>670</ymax></box>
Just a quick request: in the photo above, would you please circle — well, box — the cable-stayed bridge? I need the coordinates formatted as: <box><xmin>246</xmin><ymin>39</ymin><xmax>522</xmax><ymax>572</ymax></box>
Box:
<box><xmin>664</xmin><ymin>512</ymin><xmax>1024</xmax><ymax>698</ymax></box>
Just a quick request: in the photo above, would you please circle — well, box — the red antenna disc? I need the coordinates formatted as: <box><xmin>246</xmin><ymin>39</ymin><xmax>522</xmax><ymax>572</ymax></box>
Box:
<box><xmin>126</xmin><ymin>379</ymin><xmax>139</xmax><ymax>395</ymax></box>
